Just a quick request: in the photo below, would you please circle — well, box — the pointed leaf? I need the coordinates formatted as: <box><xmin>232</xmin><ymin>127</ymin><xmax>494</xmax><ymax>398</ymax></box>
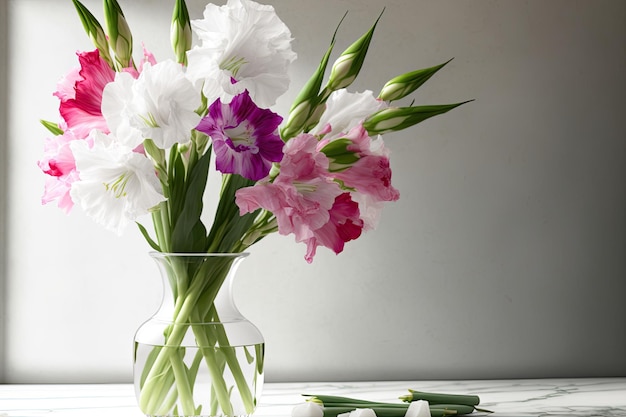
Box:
<box><xmin>40</xmin><ymin>119</ymin><xmax>64</xmax><ymax>136</ymax></box>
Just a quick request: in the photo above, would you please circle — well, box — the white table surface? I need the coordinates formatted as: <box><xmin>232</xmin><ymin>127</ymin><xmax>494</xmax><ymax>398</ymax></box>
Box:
<box><xmin>1</xmin><ymin>378</ymin><xmax>625</xmax><ymax>416</ymax></box>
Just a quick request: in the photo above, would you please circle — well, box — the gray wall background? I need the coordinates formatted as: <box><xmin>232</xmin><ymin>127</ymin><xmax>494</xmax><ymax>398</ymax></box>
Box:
<box><xmin>2</xmin><ymin>0</ymin><xmax>625</xmax><ymax>383</ymax></box>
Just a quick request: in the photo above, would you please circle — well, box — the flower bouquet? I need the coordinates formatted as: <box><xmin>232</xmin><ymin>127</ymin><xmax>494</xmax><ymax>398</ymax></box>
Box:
<box><xmin>38</xmin><ymin>0</ymin><xmax>469</xmax><ymax>415</ymax></box>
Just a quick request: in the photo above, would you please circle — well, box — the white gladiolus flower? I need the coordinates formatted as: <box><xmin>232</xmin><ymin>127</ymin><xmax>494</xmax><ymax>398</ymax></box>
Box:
<box><xmin>102</xmin><ymin>60</ymin><xmax>201</xmax><ymax>149</ymax></box>
<box><xmin>70</xmin><ymin>131</ymin><xmax>165</xmax><ymax>235</ymax></box>
<box><xmin>310</xmin><ymin>89</ymin><xmax>388</xmax><ymax>139</ymax></box>
<box><xmin>186</xmin><ymin>0</ymin><xmax>297</xmax><ymax>107</ymax></box>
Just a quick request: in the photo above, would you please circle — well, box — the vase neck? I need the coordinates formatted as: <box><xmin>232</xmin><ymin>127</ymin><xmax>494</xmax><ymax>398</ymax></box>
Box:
<box><xmin>150</xmin><ymin>252</ymin><xmax>249</xmax><ymax>323</ymax></box>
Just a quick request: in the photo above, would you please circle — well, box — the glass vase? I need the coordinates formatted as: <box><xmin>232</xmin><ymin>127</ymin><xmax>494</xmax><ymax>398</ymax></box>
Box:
<box><xmin>134</xmin><ymin>252</ymin><xmax>264</xmax><ymax>417</ymax></box>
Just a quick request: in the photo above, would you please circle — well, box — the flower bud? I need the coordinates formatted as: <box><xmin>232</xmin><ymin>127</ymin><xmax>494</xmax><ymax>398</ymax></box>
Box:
<box><xmin>320</xmin><ymin>138</ymin><xmax>360</xmax><ymax>172</ymax></box>
<box><xmin>104</xmin><ymin>0</ymin><xmax>134</xmax><ymax>69</ymax></box>
<box><xmin>71</xmin><ymin>0</ymin><xmax>114</xmax><ymax>68</ymax></box>
<box><xmin>280</xmin><ymin>100</ymin><xmax>314</xmax><ymax>140</ymax></box>
<box><xmin>281</xmin><ymin>37</ymin><xmax>335</xmax><ymax>140</ymax></box>
<box><xmin>326</xmin><ymin>12</ymin><xmax>382</xmax><ymax>92</ymax></box>
<box><xmin>378</xmin><ymin>59</ymin><xmax>453</xmax><ymax>102</ymax></box>
<box><xmin>363</xmin><ymin>101</ymin><xmax>471</xmax><ymax>135</ymax></box>
<box><xmin>171</xmin><ymin>0</ymin><xmax>192</xmax><ymax>65</ymax></box>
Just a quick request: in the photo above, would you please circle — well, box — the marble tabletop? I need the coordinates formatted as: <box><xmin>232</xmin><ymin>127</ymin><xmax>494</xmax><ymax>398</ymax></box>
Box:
<box><xmin>0</xmin><ymin>378</ymin><xmax>625</xmax><ymax>417</ymax></box>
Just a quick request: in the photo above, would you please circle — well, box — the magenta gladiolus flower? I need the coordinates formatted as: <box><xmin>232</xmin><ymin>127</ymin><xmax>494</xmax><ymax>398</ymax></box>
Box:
<box><xmin>196</xmin><ymin>90</ymin><xmax>284</xmax><ymax>181</ymax></box>
<box><xmin>58</xmin><ymin>50</ymin><xmax>115</xmax><ymax>139</ymax></box>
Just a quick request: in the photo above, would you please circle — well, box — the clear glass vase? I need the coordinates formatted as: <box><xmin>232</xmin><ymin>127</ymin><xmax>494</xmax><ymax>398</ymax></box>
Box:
<box><xmin>134</xmin><ymin>252</ymin><xmax>264</xmax><ymax>417</ymax></box>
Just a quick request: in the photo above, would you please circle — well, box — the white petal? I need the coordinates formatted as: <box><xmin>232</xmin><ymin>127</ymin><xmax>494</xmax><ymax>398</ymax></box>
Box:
<box><xmin>187</xmin><ymin>0</ymin><xmax>296</xmax><ymax>107</ymax></box>
<box><xmin>291</xmin><ymin>402</ymin><xmax>324</xmax><ymax>417</ymax></box>
<box><xmin>70</xmin><ymin>131</ymin><xmax>165</xmax><ymax>234</ymax></box>
<box><xmin>311</xmin><ymin>89</ymin><xmax>388</xmax><ymax>138</ymax></box>
<box><xmin>102</xmin><ymin>60</ymin><xmax>201</xmax><ymax>150</ymax></box>
<box><xmin>405</xmin><ymin>401</ymin><xmax>431</xmax><ymax>417</ymax></box>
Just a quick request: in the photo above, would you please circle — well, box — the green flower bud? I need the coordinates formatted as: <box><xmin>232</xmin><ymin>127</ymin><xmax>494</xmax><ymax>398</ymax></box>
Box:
<box><xmin>281</xmin><ymin>33</ymin><xmax>336</xmax><ymax>140</ymax></box>
<box><xmin>301</xmin><ymin>99</ymin><xmax>328</xmax><ymax>133</ymax></box>
<box><xmin>171</xmin><ymin>0</ymin><xmax>192</xmax><ymax>65</ymax></box>
<box><xmin>378</xmin><ymin>59</ymin><xmax>453</xmax><ymax>102</ymax></box>
<box><xmin>326</xmin><ymin>11</ymin><xmax>382</xmax><ymax>92</ymax></box>
<box><xmin>71</xmin><ymin>0</ymin><xmax>113</xmax><ymax>68</ymax></box>
<box><xmin>104</xmin><ymin>0</ymin><xmax>134</xmax><ymax>69</ymax></box>
<box><xmin>280</xmin><ymin>100</ymin><xmax>314</xmax><ymax>140</ymax></box>
<box><xmin>320</xmin><ymin>138</ymin><xmax>360</xmax><ymax>172</ymax></box>
<box><xmin>363</xmin><ymin>101</ymin><xmax>472</xmax><ymax>135</ymax></box>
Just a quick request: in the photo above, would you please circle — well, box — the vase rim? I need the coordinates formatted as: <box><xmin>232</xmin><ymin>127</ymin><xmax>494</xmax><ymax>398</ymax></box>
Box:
<box><xmin>149</xmin><ymin>251</ymin><xmax>250</xmax><ymax>258</ymax></box>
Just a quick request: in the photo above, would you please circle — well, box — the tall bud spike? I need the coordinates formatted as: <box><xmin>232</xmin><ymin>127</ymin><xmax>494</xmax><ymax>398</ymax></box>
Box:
<box><xmin>103</xmin><ymin>0</ymin><xmax>134</xmax><ymax>69</ymax></box>
<box><xmin>363</xmin><ymin>101</ymin><xmax>473</xmax><ymax>135</ymax></box>
<box><xmin>71</xmin><ymin>0</ymin><xmax>114</xmax><ymax>68</ymax></box>
<box><xmin>378</xmin><ymin>59</ymin><xmax>454</xmax><ymax>102</ymax></box>
<box><xmin>326</xmin><ymin>9</ymin><xmax>384</xmax><ymax>92</ymax></box>
<box><xmin>171</xmin><ymin>0</ymin><xmax>192</xmax><ymax>65</ymax></box>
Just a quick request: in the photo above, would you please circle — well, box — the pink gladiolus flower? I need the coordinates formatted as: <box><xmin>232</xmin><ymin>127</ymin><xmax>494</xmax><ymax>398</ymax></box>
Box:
<box><xmin>58</xmin><ymin>50</ymin><xmax>115</xmax><ymax>139</ymax></box>
<box><xmin>196</xmin><ymin>90</ymin><xmax>284</xmax><ymax>181</ymax></box>
<box><xmin>37</xmin><ymin>129</ymin><xmax>85</xmax><ymax>213</ymax></box>
<box><xmin>53</xmin><ymin>67</ymin><xmax>81</xmax><ymax>102</ymax></box>
<box><xmin>331</xmin><ymin>124</ymin><xmax>400</xmax><ymax>203</ymax></box>
<box><xmin>236</xmin><ymin>133</ymin><xmax>363</xmax><ymax>262</ymax></box>
<box><xmin>303</xmin><ymin>192</ymin><xmax>363</xmax><ymax>263</ymax></box>
<box><xmin>121</xmin><ymin>44</ymin><xmax>158</xmax><ymax>78</ymax></box>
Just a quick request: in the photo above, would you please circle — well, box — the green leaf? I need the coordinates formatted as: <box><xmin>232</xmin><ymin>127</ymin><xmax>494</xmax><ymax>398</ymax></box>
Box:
<box><xmin>207</xmin><ymin>174</ymin><xmax>259</xmax><ymax>253</ymax></box>
<box><xmin>40</xmin><ymin>119</ymin><xmax>64</xmax><ymax>136</ymax></box>
<box><xmin>170</xmin><ymin>150</ymin><xmax>212</xmax><ymax>252</ymax></box>
<box><xmin>136</xmin><ymin>221</ymin><xmax>161</xmax><ymax>251</ymax></box>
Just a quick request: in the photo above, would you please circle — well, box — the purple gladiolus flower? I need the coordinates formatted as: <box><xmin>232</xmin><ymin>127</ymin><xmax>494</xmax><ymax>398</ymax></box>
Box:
<box><xmin>197</xmin><ymin>90</ymin><xmax>284</xmax><ymax>181</ymax></box>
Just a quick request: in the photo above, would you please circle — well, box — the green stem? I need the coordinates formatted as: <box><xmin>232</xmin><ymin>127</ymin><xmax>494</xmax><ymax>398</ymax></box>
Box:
<box><xmin>168</xmin><ymin>348</ymin><xmax>196</xmax><ymax>415</ymax></box>
<box><xmin>139</xmin><ymin>257</ymin><xmax>240</xmax><ymax>415</ymax></box>
<box><xmin>138</xmin><ymin>278</ymin><xmax>203</xmax><ymax>412</ymax></box>
<box><xmin>192</xmin><ymin>316</ymin><xmax>233</xmax><ymax>415</ymax></box>
<box><xmin>212</xmin><ymin>310</ymin><xmax>256</xmax><ymax>414</ymax></box>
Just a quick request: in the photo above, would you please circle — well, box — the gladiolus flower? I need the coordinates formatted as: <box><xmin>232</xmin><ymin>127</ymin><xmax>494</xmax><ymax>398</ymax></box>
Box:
<box><xmin>331</xmin><ymin>125</ymin><xmax>400</xmax><ymax>203</ymax></box>
<box><xmin>58</xmin><ymin>49</ymin><xmax>115</xmax><ymax>139</ymax></box>
<box><xmin>236</xmin><ymin>133</ymin><xmax>363</xmax><ymax>262</ymax></box>
<box><xmin>196</xmin><ymin>90</ymin><xmax>284</xmax><ymax>181</ymax></box>
<box><xmin>38</xmin><ymin>129</ymin><xmax>83</xmax><ymax>213</ymax></box>
<box><xmin>102</xmin><ymin>60</ymin><xmax>201</xmax><ymax>149</ymax></box>
<box><xmin>70</xmin><ymin>130</ymin><xmax>165</xmax><ymax>234</ymax></box>
<box><xmin>303</xmin><ymin>193</ymin><xmax>363</xmax><ymax>263</ymax></box>
<box><xmin>186</xmin><ymin>0</ymin><xmax>297</xmax><ymax>107</ymax></box>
